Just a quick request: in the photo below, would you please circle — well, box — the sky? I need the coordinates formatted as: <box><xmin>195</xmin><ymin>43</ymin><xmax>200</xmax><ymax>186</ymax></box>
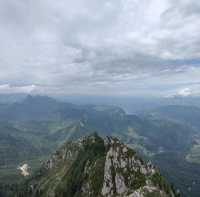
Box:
<box><xmin>0</xmin><ymin>0</ymin><xmax>200</xmax><ymax>97</ymax></box>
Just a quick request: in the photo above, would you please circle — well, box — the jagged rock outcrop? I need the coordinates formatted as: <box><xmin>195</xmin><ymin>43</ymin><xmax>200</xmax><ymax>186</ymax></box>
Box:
<box><xmin>17</xmin><ymin>134</ymin><xmax>176</xmax><ymax>197</ymax></box>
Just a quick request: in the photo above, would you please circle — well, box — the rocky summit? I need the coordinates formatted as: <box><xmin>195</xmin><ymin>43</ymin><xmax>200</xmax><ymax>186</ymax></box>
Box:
<box><xmin>17</xmin><ymin>134</ymin><xmax>176</xmax><ymax>197</ymax></box>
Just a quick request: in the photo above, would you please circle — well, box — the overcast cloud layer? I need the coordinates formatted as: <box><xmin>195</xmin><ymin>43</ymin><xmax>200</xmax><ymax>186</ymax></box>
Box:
<box><xmin>0</xmin><ymin>0</ymin><xmax>200</xmax><ymax>97</ymax></box>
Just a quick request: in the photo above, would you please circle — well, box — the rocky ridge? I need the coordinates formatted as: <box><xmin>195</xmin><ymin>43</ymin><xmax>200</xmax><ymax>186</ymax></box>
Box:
<box><xmin>17</xmin><ymin>134</ymin><xmax>176</xmax><ymax>197</ymax></box>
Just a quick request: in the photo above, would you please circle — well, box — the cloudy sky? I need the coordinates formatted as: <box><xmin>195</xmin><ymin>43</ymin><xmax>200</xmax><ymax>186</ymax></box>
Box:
<box><xmin>0</xmin><ymin>0</ymin><xmax>200</xmax><ymax>97</ymax></box>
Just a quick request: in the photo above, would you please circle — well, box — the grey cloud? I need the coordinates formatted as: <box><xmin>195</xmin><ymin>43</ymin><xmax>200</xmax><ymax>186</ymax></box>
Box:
<box><xmin>0</xmin><ymin>0</ymin><xmax>200</xmax><ymax>96</ymax></box>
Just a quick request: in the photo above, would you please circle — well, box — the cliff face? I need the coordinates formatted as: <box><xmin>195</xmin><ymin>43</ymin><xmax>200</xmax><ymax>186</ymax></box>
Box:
<box><xmin>18</xmin><ymin>134</ymin><xmax>175</xmax><ymax>197</ymax></box>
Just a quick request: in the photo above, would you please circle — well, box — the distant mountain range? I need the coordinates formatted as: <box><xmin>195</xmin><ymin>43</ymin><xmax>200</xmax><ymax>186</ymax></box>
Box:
<box><xmin>1</xmin><ymin>93</ymin><xmax>200</xmax><ymax>113</ymax></box>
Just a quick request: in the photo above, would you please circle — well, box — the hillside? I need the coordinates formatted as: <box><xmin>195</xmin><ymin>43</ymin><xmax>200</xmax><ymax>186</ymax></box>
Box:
<box><xmin>144</xmin><ymin>105</ymin><xmax>200</xmax><ymax>130</ymax></box>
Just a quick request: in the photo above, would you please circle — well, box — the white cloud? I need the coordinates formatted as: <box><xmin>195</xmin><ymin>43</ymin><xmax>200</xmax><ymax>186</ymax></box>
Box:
<box><xmin>0</xmin><ymin>84</ymin><xmax>36</xmax><ymax>94</ymax></box>
<box><xmin>164</xmin><ymin>84</ymin><xmax>200</xmax><ymax>98</ymax></box>
<box><xmin>177</xmin><ymin>88</ymin><xmax>192</xmax><ymax>97</ymax></box>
